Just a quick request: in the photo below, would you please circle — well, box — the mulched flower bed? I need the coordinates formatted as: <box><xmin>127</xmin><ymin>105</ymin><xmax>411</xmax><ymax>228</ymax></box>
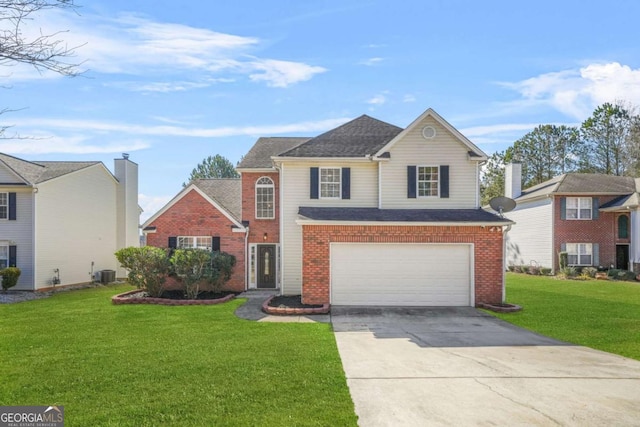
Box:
<box><xmin>112</xmin><ymin>289</ymin><xmax>237</xmax><ymax>306</ymax></box>
<box><xmin>262</xmin><ymin>295</ymin><xmax>330</xmax><ymax>315</ymax></box>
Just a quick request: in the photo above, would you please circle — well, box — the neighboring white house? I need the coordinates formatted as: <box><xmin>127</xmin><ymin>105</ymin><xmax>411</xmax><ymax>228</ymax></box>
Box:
<box><xmin>0</xmin><ymin>153</ymin><xmax>139</xmax><ymax>290</ymax></box>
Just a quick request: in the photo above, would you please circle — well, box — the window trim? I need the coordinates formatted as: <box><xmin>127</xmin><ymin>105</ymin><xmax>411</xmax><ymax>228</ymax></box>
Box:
<box><xmin>566</xmin><ymin>243</ymin><xmax>593</xmax><ymax>266</ymax></box>
<box><xmin>176</xmin><ymin>236</ymin><xmax>213</xmax><ymax>251</ymax></box>
<box><xmin>0</xmin><ymin>192</ymin><xmax>7</xmax><ymax>220</ymax></box>
<box><xmin>566</xmin><ymin>197</ymin><xmax>592</xmax><ymax>220</ymax></box>
<box><xmin>417</xmin><ymin>165</ymin><xmax>439</xmax><ymax>198</ymax></box>
<box><xmin>319</xmin><ymin>167</ymin><xmax>341</xmax><ymax>200</ymax></box>
<box><xmin>255</xmin><ymin>176</ymin><xmax>275</xmax><ymax>220</ymax></box>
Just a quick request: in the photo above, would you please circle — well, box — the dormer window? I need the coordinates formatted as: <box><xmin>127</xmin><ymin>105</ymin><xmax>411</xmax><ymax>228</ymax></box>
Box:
<box><xmin>256</xmin><ymin>177</ymin><xmax>274</xmax><ymax>219</ymax></box>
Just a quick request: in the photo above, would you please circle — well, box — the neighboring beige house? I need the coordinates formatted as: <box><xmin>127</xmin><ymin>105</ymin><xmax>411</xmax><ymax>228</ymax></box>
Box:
<box><xmin>0</xmin><ymin>153</ymin><xmax>139</xmax><ymax>290</ymax></box>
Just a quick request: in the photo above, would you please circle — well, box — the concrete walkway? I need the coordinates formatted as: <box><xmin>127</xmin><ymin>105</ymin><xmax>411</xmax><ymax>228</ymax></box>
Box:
<box><xmin>332</xmin><ymin>306</ymin><xmax>640</xmax><ymax>426</ymax></box>
<box><xmin>234</xmin><ymin>290</ymin><xmax>329</xmax><ymax>323</ymax></box>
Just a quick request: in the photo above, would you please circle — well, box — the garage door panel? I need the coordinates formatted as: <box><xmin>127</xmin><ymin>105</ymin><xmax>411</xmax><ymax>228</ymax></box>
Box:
<box><xmin>331</xmin><ymin>243</ymin><xmax>471</xmax><ymax>306</ymax></box>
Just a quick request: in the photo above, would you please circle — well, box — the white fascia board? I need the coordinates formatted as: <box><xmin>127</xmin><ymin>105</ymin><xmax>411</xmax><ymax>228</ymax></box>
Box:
<box><xmin>373</xmin><ymin>108</ymin><xmax>488</xmax><ymax>160</ymax></box>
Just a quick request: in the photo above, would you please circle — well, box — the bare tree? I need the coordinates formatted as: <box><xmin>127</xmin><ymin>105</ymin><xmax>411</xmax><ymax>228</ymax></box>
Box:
<box><xmin>1</xmin><ymin>0</ymin><xmax>82</xmax><ymax>138</ymax></box>
<box><xmin>1</xmin><ymin>0</ymin><xmax>81</xmax><ymax>75</ymax></box>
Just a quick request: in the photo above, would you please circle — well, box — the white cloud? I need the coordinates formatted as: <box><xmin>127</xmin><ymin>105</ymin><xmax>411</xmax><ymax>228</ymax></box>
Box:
<box><xmin>403</xmin><ymin>94</ymin><xmax>416</xmax><ymax>103</ymax></box>
<box><xmin>11</xmin><ymin>116</ymin><xmax>352</xmax><ymax>142</ymax></box>
<box><xmin>502</xmin><ymin>62</ymin><xmax>640</xmax><ymax>119</ymax></box>
<box><xmin>248</xmin><ymin>59</ymin><xmax>327</xmax><ymax>87</ymax></box>
<box><xmin>139</xmin><ymin>193</ymin><xmax>173</xmax><ymax>223</ymax></box>
<box><xmin>8</xmin><ymin>10</ymin><xmax>326</xmax><ymax>88</ymax></box>
<box><xmin>360</xmin><ymin>57</ymin><xmax>384</xmax><ymax>66</ymax></box>
<box><xmin>367</xmin><ymin>94</ymin><xmax>387</xmax><ymax>105</ymax></box>
<box><xmin>0</xmin><ymin>135</ymin><xmax>150</xmax><ymax>154</ymax></box>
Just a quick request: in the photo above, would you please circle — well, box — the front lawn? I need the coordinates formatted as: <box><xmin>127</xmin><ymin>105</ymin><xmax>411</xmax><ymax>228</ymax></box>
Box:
<box><xmin>0</xmin><ymin>285</ymin><xmax>357</xmax><ymax>426</ymax></box>
<box><xmin>491</xmin><ymin>273</ymin><xmax>640</xmax><ymax>360</ymax></box>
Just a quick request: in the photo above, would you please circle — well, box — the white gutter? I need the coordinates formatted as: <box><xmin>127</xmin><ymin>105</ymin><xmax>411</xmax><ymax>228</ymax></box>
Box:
<box><xmin>244</xmin><ymin>225</ymin><xmax>249</xmax><ymax>291</ymax></box>
<box><xmin>295</xmin><ymin>219</ymin><xmax>514</xmax><ymax>227</ymax></box>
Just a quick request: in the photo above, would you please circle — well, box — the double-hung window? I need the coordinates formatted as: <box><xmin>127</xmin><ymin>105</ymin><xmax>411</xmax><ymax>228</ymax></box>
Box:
<box><xmin>256</xmin><ymin>177</ymin><xmax>274</xmax><ymax>219</ymax></box>
<box><xmin>0</xmin><ymin>193</ymin><xmax>7</xmax><ymax>220</ymax></box>
<box><xmin>417</xmin><ymin>166</ymin><xmax>439</xmax><ymax>197</ymax></box>
<box><xmin>0</xmin><ymin>245</ymin><xmax>7</xmax><ymax>269</ymax></box>
<box><xmin>566</xmin><ymin>243</ymin><xmax>592</xmax><ymax>266</ymax></box>
<box><xmin>320</xmin><ymin>168</ymin><xmax>341</xmax><ymax>199</ymax></box>
<box><xmin>177</xmin><ymin>236</ymin><xmax>212</xmax><ymax>250</ymax></box>
<box><xmin>566</xmin><ymin>197</ymin><xmax>592</xmax><ymax>220</ymax></box>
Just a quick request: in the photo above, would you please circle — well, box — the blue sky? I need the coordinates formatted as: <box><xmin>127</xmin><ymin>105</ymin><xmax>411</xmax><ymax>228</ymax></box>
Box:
<box><xmin>2</xmin><ymin>0</ymin><xmax>640</xmax><ymax>221</ymax></box>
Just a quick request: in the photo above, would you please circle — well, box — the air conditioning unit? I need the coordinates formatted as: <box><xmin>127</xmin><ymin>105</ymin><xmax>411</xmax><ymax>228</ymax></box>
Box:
<box><xmin>101</xmin><ymin>270</ymin><xmax>116</xmax><ymax>284</ymax></box>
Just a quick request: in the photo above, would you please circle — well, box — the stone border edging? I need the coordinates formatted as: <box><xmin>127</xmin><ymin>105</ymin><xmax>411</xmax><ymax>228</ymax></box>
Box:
<box><xmin>261</xmin><ymin>295</ymin><xmax>330</xmax><ymax>315</ymax></box>
<box><xmin>477</xmin><ymin>302</ymin><xmax>522</xmax><ymax>313</ymax></box>
<box><xmin>111</xmin><ymin>289</ymin><xmax>236</xmax><ymax>306</ymax></box>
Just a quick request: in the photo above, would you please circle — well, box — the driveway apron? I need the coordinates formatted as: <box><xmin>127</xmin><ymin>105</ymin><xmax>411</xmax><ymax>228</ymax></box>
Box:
<box><xmin>331</xmin><ymin>307</ymin><xmax>640</xmax><ymax>426</ymax></box>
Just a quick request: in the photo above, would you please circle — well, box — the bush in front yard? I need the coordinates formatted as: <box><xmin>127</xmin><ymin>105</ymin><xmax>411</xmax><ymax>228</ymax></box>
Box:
<box><xmin>607</xmin><ymin>268</ymin><xmax>637</xmax><ymax>281</ymax></box>
<box><xmin>171</xmin><ymin>248</ymin><xmax>213</xmax><ymax>299</ymax></box>
<box><xmin>115</xmin><ymin>247</ymin><xmax>171</xmax><ymax>297</ymax></box>
<box><xmin>1</xmin><ymin>267</ymin><xmax>21</xmax><ymax>291</ymax></box>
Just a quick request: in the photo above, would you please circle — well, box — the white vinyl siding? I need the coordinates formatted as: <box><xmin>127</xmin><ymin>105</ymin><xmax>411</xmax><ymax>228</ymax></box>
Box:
<box><xmin>0</xmin><ymin>189</ymin><xmax>34</xmax><ymax>290</ymax></box>
<box><xmin>504</xmin><ymin>198</ymin><xmax>553</xmax><ymax>270</ymax></box>
<box><xmin>566</xmin><ymin>243</ymin><xmax>592</xmax><ymax>266</ymax></box>
<box><xmin>331</xmin><ymin>243</ymin><xmax>472</xmax><ymax>306</ymax></box>
<box><xmin>380</xmin><ymin>116</ymin><xmax>478</xmax><ymax>208</ymax></box>
<box><xmin>280</xmin><ymin>162</ymin><xmax>377</xmax><ymax>295</ymax></box>
<box><xmin>566</xmin><ymin>197</ymin><xmax>592</xmax><ymax>220</ymax></box>
<box><xmin>35</xmin><ymin>165</ymin><xmax>119</xmax><ymax>289</ymax></box>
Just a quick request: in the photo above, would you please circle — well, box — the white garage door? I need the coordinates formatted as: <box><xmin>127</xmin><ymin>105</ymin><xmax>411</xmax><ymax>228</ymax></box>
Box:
<box><xmin>330</xmin><ymin>243</ymin><xmax>472</xmax><ymax>306</ymax></box>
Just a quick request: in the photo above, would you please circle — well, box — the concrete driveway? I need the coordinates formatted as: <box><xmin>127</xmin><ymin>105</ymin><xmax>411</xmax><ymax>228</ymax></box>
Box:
<box><xmin>331</xmin><ymin>307</ymin><xmax>640</xmax><ymax>426</ymax></box>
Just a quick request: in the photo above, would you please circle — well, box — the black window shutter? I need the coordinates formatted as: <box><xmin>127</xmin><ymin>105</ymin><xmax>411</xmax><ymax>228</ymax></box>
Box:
<box><xmin>168</xmin><ymin>236</ymin><xmax>177</xmax><ymax>249</ymax></box>
<box><xmin>9</xmin><ymin>245</ymin><xmax>16</xmax><ymax>267</ymax></box>
<box><xmin>8</xmin><ymin>192</ymin><xmax>16</xmax><ymax>220</ymax></box>
<box><xmin>560</xmin><ymin>198</ymin><xmax>566</xmax><ymax>220</ymax></box>
<box><xmin>440</xmin><ymin>165</ymin><xmax>449</xmax><ymax>198</ymax></box>
<box><xmin>341</xmin><ymin>168</ymin><xmax>351</xmax><ymax>199</ymax></box>
<box><xmin>212</xmin><ymin>236</ymin><xmax>221</xmax><ymax>252</ymax></box>
<box><xmin>592</xmin><ymin>197</ymin><xmax>599</xmax><ymax>219</ymax></box>
<box><xmin>407</xmin><ymin>166</ymin><xmax>417</xmax><ymax>198</ymax></box>
<box><xmin>310</xmin><ymin>167</ymin><xmax>319</xmax><ymax>199</ymax></box>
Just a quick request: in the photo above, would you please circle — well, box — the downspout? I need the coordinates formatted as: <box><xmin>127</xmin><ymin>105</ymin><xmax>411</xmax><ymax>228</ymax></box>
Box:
<box><xmin>244</xmin><ymin>225</ymin><xmax>249</xmax><ymax>291</ymax></box>
<box><xmin>275</xmin><ymin>161</ymin><xmax>283</xmax><ymax>294</ymax></box>
<box><xmin>502</xmin><ymin>223</ymin><xmax>512</xmax><ymax>303</ymax></box>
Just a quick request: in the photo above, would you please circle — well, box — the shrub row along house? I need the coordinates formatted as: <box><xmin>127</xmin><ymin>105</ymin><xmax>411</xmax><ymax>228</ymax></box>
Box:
<box><xmin>504</xmin><ymin>163</ymin><xmax>640</xmax><ymax>273</ymax></box>
<box><xmin>0</xmin><ymin>154</ymin><xmax>140</xmax><ymax>290</ymax></box>
<box><xmin>143</xmin><ymin>108</ymin><xmax>512</xmax><ymax>306</ymax></box>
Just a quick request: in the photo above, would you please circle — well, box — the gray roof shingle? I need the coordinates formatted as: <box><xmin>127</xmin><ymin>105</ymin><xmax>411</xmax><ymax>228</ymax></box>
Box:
<box><xmin>278</xmin><ymin>115</ymin><xmax>403</xmax><ymax>158</ymax></box>
<box><xmin>298</xmin><ymin>207</ymin><xmax>509</xmax><ymax>223</ymax></box>
<box><xmin>0</xmin><ymin>153</ymin><xmax>101</xmax><ymax>184</ymax></box>
<box><xmin>517</xmin><ymin>173</ymin><xmax>636</xmax><ymax>202</ymax></box>
<box><xmin>192</xmin><ymin>178</ymin><xmax>242</xmax><ymax>222</ymax></box>
<box><xmin>237</xmin><ymin>137</ymin><xmax>310</xmax><ymax>169</ymax></box>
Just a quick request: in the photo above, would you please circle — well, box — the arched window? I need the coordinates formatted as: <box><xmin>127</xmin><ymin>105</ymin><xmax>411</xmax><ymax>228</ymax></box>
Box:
<box><xmin>618</xmin><ymin>215</ymin><xmax>629</xmax><ymax>239</ymax></box>
<box><xmin>256</xmin><ymin>177</ymin><xmax>274</xmax><ymax>219</ymax></box>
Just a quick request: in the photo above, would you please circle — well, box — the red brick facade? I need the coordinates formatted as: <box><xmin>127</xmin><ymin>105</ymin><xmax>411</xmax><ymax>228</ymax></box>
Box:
<box><xmin>301</xmin><ymin>224</ymin><xmax>504</xmax><ymax>306</ymax></box>
<box><xmin>241</xmin><ymin>172</ymin><xmax>280</xmax><ymax>244</ymax></box>
<box><xmin>553</xmin><ymin>196</ymin><xmax>630</xmax><ymax>270</ymax></box>
<box><xmin>145</xmin><ymin>189</ymin><xmax>246</xmax><ymax>291</ymax></box>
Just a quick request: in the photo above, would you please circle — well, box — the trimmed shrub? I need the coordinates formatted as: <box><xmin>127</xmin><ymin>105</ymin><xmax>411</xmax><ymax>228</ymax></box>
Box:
<box><xmin>558</xmin><ymin>251</ymin><xmax>568</xmax><ymax>269</ymax></box>
<box><xmin>608</xmin><ymin>269</ymin><xmax>637</xmax><ymax>281</ymax></box>
<box><xmin>1</xmin><ymin>267</ymin><xmax>21</xmax><ymax>291</ymax></box>
<box><xmin>115</xmin><ymin>246</ymin><xmax>171</xmax><ymax>297</ymax></box>
<box><xmin>210</xmin><ymin>251</ymin><xmax>236</xmax><ymax>292</ymax></box>
<box><xmin>171</xmin><ymin>248</ymin><xmax>213</xmax><ymax>299</ymax></box>
<box><xmin>582</xmin><ymin>267</ymin><xmax>598</xmax><ymax>278</ymax></box>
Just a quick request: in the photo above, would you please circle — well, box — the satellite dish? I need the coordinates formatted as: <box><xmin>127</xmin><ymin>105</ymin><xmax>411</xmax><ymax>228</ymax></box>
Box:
<box><xmin>489</xmin><ymin>196</ymin><xmax>516</xmax><ymax>217</ymax></box>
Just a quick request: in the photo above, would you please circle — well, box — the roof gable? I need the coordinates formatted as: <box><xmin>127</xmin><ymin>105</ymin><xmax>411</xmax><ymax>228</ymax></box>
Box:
<box><xmin>374</xmin><ymin>108</ymin><xmax>487</xmax><ymax>160</ymax></box>
<box><xmin>142</xmin><ymin>179</ymin><xmax>243</xmax><ymax>229</ymax></box>
<box><xmin>277</xmin><ymin>115</ymin><xmax>402</xmax><ymax>158</ymax></box>
<box><xmin>517</xmin><ymin>173</ymin><xmax>636</xmax><ymax>202</ymax></box>
<box><xmin>0</xmin><ymin>153</ymin><xmax>102</xmax><ymax>185</ymax></box>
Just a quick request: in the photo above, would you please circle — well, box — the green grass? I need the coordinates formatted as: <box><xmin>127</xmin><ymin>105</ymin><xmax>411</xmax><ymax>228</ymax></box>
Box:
<box><xmin>0</xmin><ymin>285</ymin><xmax>357</xmax><ymax>426</ymax></box>
<box><xmin>491</xmin><ymin>273</ymin><xmax>640</xmax><ymax>360</ymax></box>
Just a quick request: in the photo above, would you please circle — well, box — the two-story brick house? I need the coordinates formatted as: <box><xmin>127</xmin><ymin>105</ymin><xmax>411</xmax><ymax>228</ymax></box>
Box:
<box><xmin>144</xmin><ymin>108</ymin><xmax>511</xmax><ymax>306</ymax></box>
<box><xmin>504</xmin><ymin>163</ymin><xmax>640</xmax><ymax>272</ymax></box>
